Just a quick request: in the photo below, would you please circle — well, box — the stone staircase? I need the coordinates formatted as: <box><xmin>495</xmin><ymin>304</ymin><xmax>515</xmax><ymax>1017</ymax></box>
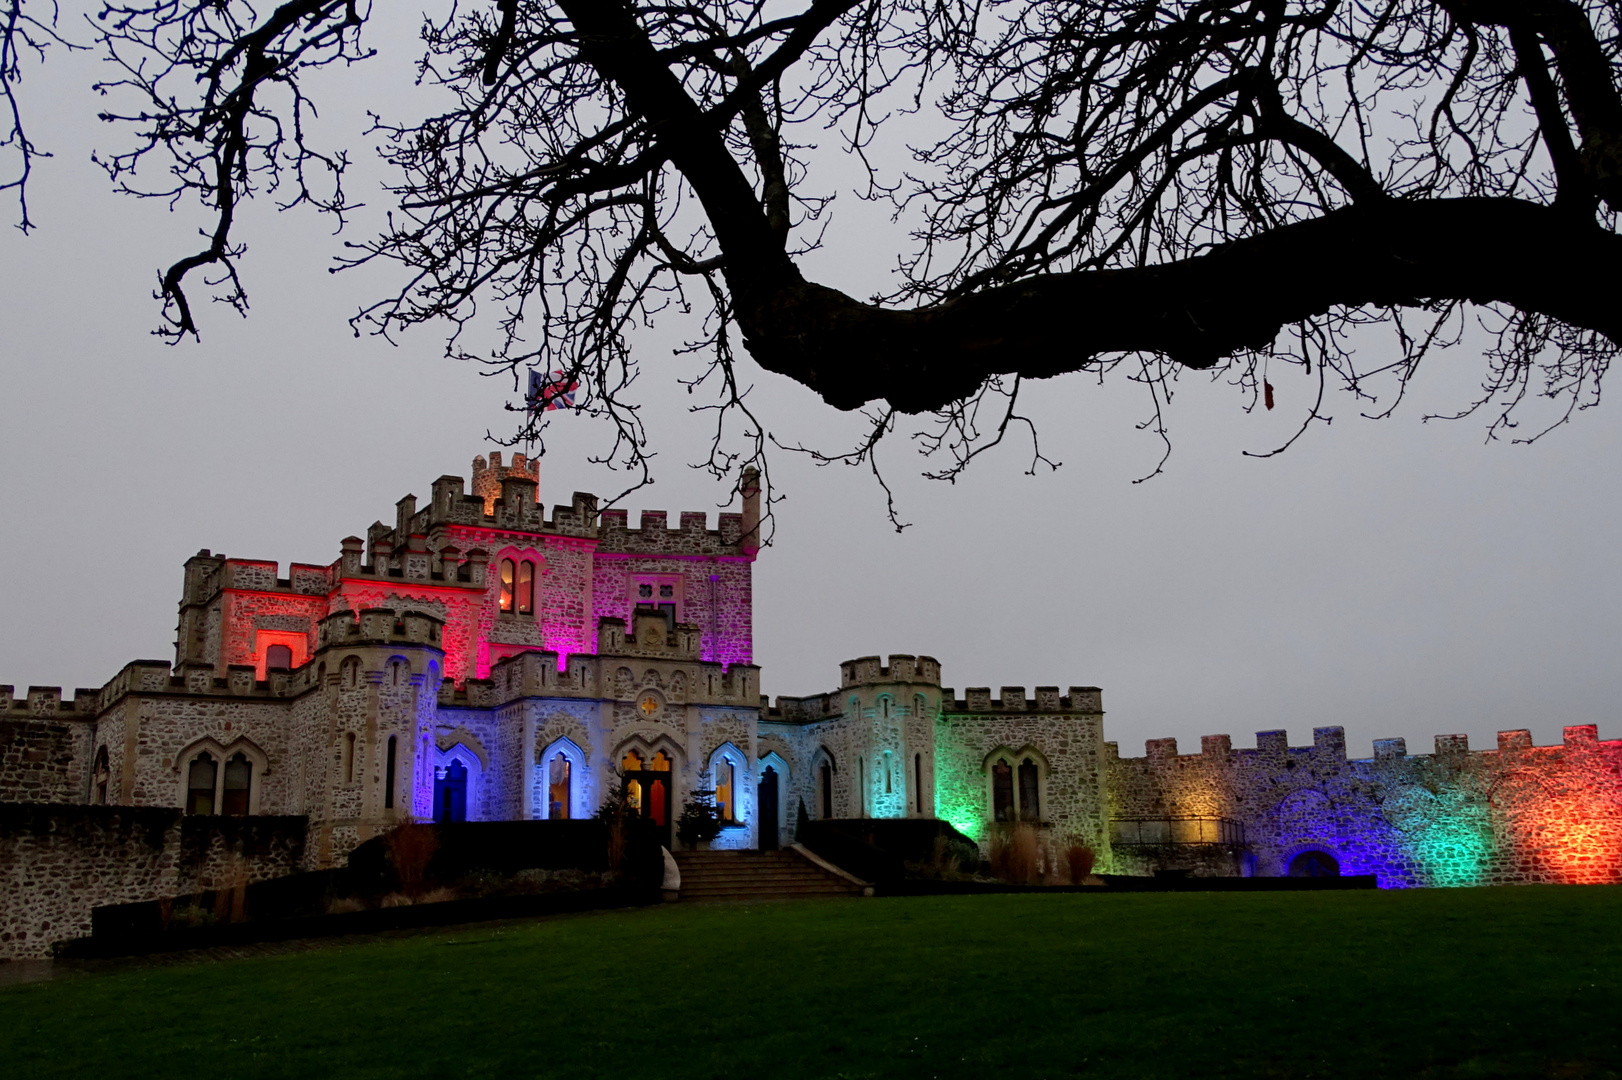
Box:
<box><xmin>672</xmin><ymin>845</ymin><xmax>871</xmax><ymax>902</ymax></box>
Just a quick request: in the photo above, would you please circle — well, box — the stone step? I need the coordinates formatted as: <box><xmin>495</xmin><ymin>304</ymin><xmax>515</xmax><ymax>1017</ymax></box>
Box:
<box><xmin>671</xmin><ymin>846</ymin><xmax>868</xmax><ymax>901</ymax></box>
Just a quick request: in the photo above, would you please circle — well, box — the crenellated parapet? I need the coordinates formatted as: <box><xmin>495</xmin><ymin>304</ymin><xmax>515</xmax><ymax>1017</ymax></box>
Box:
<box><xmin>0</xmin><ymin>684</ymin><xmax>103</xmax><ymax>720</ymax></box>
<box><xmin>596</xmin><ymin>507</ymin><xmax>752</xmax><ymax>557</ymax></box>
<box><xmin>839</xmin><ymin>654</ymin><xmax>942</xmax><ymax>688</ymax></box>
<box><xmin>944</xmin><ymin>685</ymin><xmax>1103</xmax><ymax>714</ymax></box>
<box><xmin>596</xmin><ymin>611</ymin><xmax>704</xmax><ymax>660</ymax></box>
<box><xmin>316</xmin><ymin>608</ymin><xmax>445</xmax><ymax>649</ymax></box>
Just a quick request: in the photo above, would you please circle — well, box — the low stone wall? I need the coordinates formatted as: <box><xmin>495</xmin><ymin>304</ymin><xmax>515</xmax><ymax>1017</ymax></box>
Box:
<box><xmin>0</xmin><ymin>804</ymin><xmax>307</xmax><ymax>960</ymax></box>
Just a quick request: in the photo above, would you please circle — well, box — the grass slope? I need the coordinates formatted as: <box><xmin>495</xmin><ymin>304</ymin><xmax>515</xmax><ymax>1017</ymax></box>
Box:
<box><xmin>2</xmin><ymin>887</ymin><xmax>1619</xmax><ymax>1079</ymax></box>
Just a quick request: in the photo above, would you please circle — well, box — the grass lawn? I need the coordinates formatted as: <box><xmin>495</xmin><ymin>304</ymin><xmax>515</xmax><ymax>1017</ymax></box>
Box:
<box><xmin>3</xmin><ymin>886</ymin><xmax>1619</xmax><ymax>1079</ymax></box>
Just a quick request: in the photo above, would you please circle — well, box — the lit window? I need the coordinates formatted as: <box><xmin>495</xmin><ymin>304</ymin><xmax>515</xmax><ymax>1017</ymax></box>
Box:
<box><xmin>650</xmin><ymin>751</ymin><xmax>672</xmax><ymax>772</ymax></box>
<box><xmin>187</xmin><ymin>753</ymin><xmax>217</xmax><ymax>815</ymax></box>
<box><xmin>517</xmin><ymin>561</ymin><xmax>534</xmax><ymax>614</ymax></box>
<box><xmin>548</xmin><ymin>754</ymin><xmax>571</xmax><ymax>819</ymax></box>
<box><xmin>715</xmin><ymin>758</ymin><xmax>735</xmax><ymax>821</ymax></box>
<box><xmin>621</xmin><ymin>749</ymin><xmax>644</xmax><ymax>771</ymax></box>
<box><xmin>218</xmin><ymin>753</ymin><xmax>251</xmax><ymax>815</ymax></box>
<box><xmin>500</xmin><ymin>559</ymin><xmax>516</xmax><ymax>612</ymax></box>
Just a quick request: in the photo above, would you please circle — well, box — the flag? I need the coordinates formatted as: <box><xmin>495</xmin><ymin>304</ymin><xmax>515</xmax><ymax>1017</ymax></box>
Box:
<box><xmin>527</xmin><ymin>368</ymin><xmax>579</xmax><ymax>412</ymax></box>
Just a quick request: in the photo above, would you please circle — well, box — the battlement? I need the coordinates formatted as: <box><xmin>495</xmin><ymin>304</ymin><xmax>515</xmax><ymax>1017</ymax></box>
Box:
<box><xmin>436</xmin><ymin>644</ymin><xmax>759</xmax><ymax>709</ymax></box>
<box><xmin>181</xmin><ymin>551</ymin><xmax>334</xmax><ymax>603</ymax></box>
<box><xmin>316</xmin><ymin>608</ymin><xmax>445</xmax><ymax>650</ymax></box>
<box><xmin>596</xmin><ymin>507</ymin><xmax>753</xmax><ymax>557</ymax></box>
<box><xmin>596</xmin><ymin>612</ymin><xmax>704</xmax><ymax>660</ymax></box>
<box><xmin>763</xmin><ymin>692</ymin><xmax>843</xmax><ymax>725</ymax></box>
<box><xmin>839</xmin><ymin>655</ymin><xmax>943</xmax><ymax>688</ymax></box>
<box><xmin>943</xmin><ymin>685</ymin><xmax>1102</xmax><ymax>714</ymax></box>
<box><xmin>1109</xmin><ymin>724</ymin><xmax>1619</xmax><ymax>763</ymax></box>
<box><xmin>0</xmin><ymin>685</ymin><xmax>102</xmax><ymax>719</ymax></box>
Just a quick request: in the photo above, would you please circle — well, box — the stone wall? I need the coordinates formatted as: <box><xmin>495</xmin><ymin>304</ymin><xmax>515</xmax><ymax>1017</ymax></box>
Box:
<box><xmin>0</xmin><ymin>719</ymin><xmax>88</xmax><ymax>804</ymax></box>
<box><xmin>1107</xmin><ymin>725</ymin><xmax>1622</xmax><ymax>887</ymax></box>
<box><xmin>0</xmin><ymin>804</ymin><xmax>307</xmax><ymax>960</ymax></box>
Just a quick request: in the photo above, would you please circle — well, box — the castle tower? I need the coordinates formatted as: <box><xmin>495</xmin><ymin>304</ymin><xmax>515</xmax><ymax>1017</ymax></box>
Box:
<box><xmin>471</xmin><ymin>451</ymin><xmax>540</xmax><ymax>515</ymax></box>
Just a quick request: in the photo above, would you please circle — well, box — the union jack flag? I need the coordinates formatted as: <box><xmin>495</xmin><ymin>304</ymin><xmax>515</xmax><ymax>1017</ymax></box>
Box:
<box><xmin>527</xmin><ymin>368</ymin><xmax>579</xmax><ymax>412</ymax></box>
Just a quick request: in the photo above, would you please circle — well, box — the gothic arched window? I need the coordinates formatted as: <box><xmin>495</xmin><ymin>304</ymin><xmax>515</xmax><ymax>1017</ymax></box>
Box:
<box><xmin>548</xmin><ymin>755</ymin><xmax>571</xmax><ymax>820</ymax></box>
<box><xmin>517</xmin><ymin>560</ymin><xmax>534</xmax><ymax>614</ymax></box>
<box><xmin>715</xmin><ymin>758</ymin><xmax>736</xmax><ymax>821</ymax></box>
<box><xmin>500</xmin><ymin>558</ymin><xmax>516</xmax><ymax>612</ymax></box>
<box><xmin>992</xmin><ymin>758</ymin><xmax>1015</xmax><ymax>822</ymax></box>
<box><xmin>221</xmin><ymin>753</ymin><xmax>252</xmax><ymax>815</ymax></box>
<box><xmin>187</xmin><ymin>753</ymin><xmax>218</xmax><ymax>815</ymax></box>
<box><xmin>1018</xmin><ymin>758</ymin><xmax>1041</xmax><ymax>822</ymax></box>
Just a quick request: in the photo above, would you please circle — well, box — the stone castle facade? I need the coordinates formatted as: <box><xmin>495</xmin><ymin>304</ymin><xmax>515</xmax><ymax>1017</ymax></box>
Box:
<box><xmin>3</xmin><ymin>453</ymin><xmax>1620</xmax><ymax>956</ymax></box>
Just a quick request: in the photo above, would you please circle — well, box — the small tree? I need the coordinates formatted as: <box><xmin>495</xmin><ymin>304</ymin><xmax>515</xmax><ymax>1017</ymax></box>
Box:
<box><xmin>594</xmin><ymin>771</ymin><xmax>637</xmax><ymax>872</ymax></box>
<box><xmin>676</xmin><ymin>781</ymin><xmax>723</xmax><ymax>850</ymax></box>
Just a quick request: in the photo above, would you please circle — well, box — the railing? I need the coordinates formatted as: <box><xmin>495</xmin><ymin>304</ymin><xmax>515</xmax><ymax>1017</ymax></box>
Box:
<box><xmin>1110</xmin><ymin>817</ymin><xmax>1246</xmax><ymax>846</ymax></box>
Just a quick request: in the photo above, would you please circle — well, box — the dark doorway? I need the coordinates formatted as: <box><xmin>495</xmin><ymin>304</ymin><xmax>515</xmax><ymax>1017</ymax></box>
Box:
<box><xmin>819</xmin><ymin>761</ymin><xmax>833</xmax><ymax>818</ymax></box>
<box><xmin>759</xmin><ymin>766</ymin><xmax>780</xmax><ymax>850</ymax></box>
<box><xmin>1288</xmin><ymin>850</ymin><xmax>1339</xmax><ymax>877</ymax></box>
<box><xmin>435</xmin><ymin>760</ymin><xmax>468</xmax><ymax>822</ymax></box>
<box><xmin>624</xmin><ymin>770</ymin><xmax>673</xmax><ymax>849</ymax></box>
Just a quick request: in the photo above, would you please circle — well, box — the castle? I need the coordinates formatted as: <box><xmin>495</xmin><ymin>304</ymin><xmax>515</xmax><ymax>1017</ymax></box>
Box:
<box><xmin>3</xmin><ymin>453</ymin><xmax>1620</xmax><ymax>958</ymax></box>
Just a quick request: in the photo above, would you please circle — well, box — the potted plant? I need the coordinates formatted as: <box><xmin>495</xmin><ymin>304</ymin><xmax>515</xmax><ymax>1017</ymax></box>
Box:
<box><xmin>676</xmin><ymin>784</ymin><xmax>723</xmax><ymax>851</ymax></box>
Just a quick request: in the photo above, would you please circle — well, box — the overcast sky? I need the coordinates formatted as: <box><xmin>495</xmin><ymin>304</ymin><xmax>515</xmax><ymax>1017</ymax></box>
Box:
<box><xmin>2</xmin><ymin>25</ymin><xmax>1618</xmax><ymax>763</ymax></box>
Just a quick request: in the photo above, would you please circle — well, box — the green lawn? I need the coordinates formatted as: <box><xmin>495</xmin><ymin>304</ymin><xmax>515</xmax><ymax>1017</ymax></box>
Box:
<box><xmin>3</xmin><ymin>887</ymin><xmax>1619</xmax><ymax>1079</ymax></box>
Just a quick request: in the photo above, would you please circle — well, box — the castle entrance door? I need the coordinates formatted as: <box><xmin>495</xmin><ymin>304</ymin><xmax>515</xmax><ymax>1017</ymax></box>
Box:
<box><xmin>759</xmin><ymin>766</ymin><xmax>780</xmax><ymax>850</ymax></box>
<box><xmin>624</xmin><ymin>771</ymin><xmax>672</xmax><ymax>849</ymax></box>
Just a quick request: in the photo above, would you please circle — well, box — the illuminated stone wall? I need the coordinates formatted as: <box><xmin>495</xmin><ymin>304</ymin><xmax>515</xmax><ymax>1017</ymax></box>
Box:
<box><xmin>1107</xmin><ymin>725</ymin><xmax>1622</xmax><ymax>886</ymax></box>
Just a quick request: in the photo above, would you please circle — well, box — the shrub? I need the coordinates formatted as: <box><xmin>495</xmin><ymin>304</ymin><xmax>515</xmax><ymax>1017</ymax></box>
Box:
<box><xmin>383</xmin><ymin>822</ymin><xmax>441</xmax><ymax>898</ymax></box>
<box><xmin>989</xmin><ymin>823</ymin><xmax>1041</xmax><ymax>884</ymax></box>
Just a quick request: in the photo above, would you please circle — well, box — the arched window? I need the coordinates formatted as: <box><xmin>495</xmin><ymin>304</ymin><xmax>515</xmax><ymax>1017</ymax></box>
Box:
<box><xmin>500</xmin><ymin>558</ymin><xmax>516</xmax><ymax>612</ymax></box>
<box><xmin>93</xmin><ymin>746</ymin><xmax>110</xmax><ymax>805</ymax></box>
<box><xmin>221</xmin><ymin>753</ymin><xmax>252</xmax><ymax>815</ymax></box>
<box><xmin>186</xmin><ymin>753</ymin><xmax>217</xmax><ymax>815</ymax></box>
<box><xmin>1018</xmin><ymin>758</ymin><xmax>1040</xmax><ymax>822</ymax></box>
<box><xmin>650</xmin><ymin>751</ymin><xmax>672</xmax><ymax>771</ymax></box>
<box><xmin>1289</xmin><ymin>850</ymin><xmax>1340</xmax><ymax>878</ymax></box>
<box><xmin>500</xmin><ymin>558</ymin><xmax>537</xmax><ymax>615</ymax></box>
<box><xmin>621</xmin><ymin>749</ymin><xmax>644</xmax><ymax>771</ymax></box>
<box><xmin>435</xmin><ymin>759</ymin><xmax>468</xmax><ymax>822</ymax></box>
<box><xmin>884</xmin><ymin>751</ymin><xmax>893</xmax><ymax>794</ymax></box>
<box><xmin>759</xmin><ymin>765</ymin><xmax>781</xmax><ymax>850</ymax></box>
<box><xmin>715</xmin><ymin>758</ymin><xmax>736</xmax><ymax>821</ymax></box>
<box><xmin>384</xmin><ymin>736</ymin><xmax>398</xmax><ymax>809</ymax></box>
<box><xmin>517</xmin><ymin>560</ymin><xmax>534</xmax><ymax>614</ymax></box>
<box><xmin>265</xmin><ymin>644</ymin><xmax>293</xmax><ymax>671</ymax></box>
<box><xmin>819</xmin><ymin>761</ymin><xmax>834</xmax><ymax>819</ymax></box>
<box><xmin>992</xmin><ymin>758</ymin><xmax>1014</xmax><ymax>822</ymax></box>
<box><xmin>548</xmin><ymin>754</ymin><xmax>571</xmax><ymax>819</ymax></box>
